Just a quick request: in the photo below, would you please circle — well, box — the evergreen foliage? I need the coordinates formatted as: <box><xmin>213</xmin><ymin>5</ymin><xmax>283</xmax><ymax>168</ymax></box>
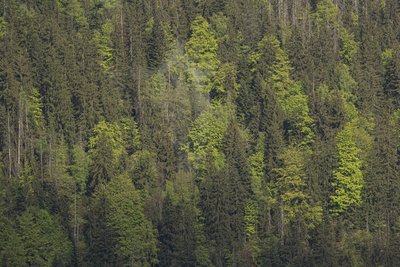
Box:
<box><xmin>0</xmin><ymin>0</ymin><xmax>400</xmax><ymax>265</ymax></box>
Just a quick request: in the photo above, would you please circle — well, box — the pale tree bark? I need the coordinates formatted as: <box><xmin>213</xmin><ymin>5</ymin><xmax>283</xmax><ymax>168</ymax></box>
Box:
<box><xmin>7</xmin><ymin>111</ymin><xmax>12</xmax><ymax>179</ymax></box>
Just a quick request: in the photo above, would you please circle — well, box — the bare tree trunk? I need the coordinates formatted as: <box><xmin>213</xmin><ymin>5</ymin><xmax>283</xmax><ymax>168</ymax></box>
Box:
<box><xmin>280</xmin><ymin>199</ymin><xmax>284</xmax><ymax>245</ymax></box>
<box><xmin>268</xmin><ymin>206</ymin><xmax>272</xmax><ymax>232</ymax></box>
<box><xmin>17</xmin><ymin>97</ymin><xmax>22</xmax><ymax>177</ymax></box>
<box><xmin>354</xmin><ymin>0</ymin><xmax>359</xmax><ymax>14</ymax></box>
<box><xmin>120</xmin><ymin>5</ymin><xmax>124</xmax><ymax>45</ymax></box>
<box><xmin>40</xmin><ymin>130</ymin><xmax>43</xmax><ymax>180</ymax></box>
<box><xmin>74</xmin><ymin>191</ymin><xmax>78</xmax><ymax>245</ymax></box>
<box><xmin>7</xmin><ymin>111</ymin><xmax>12</xmax><ymax>179</ymax></box>
<box><xmin>137</xmin><ymin>67</ymin><xmax>142</xmax><ymax>123</ymax></box>
<box><xmin>49</xmin><ymin>136</ymin><xmax>52</xmax><ymax>179</ymax></box>
<box><xmin>25</xmin><ymin>100</ymin><xmax>29</xmax><ymax>165</ymax></box>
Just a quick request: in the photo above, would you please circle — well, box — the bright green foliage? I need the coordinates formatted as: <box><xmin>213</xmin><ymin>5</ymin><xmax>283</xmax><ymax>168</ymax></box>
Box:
<box><xmin>16</xmin><ymin>208</ymin><xmax>72</xmax><ymax>266</ymax></box>
<box><xmin>1</xmin><ymin>1</ymin><xmax>400</xmax><ymax>265</ymax></box>
<box><xmin>57</xmin><ymin>0</ymin><xmax>88</xmax><ymax>27</ymax></box>
<box><xmin>213</xmin><ymin>62</ymin><xmax>240</xmax><ymax>100</ymax></box>
<box><xmin>267</xmin><ymin>38</ymin><xmax>314</xmax><ymax>145</ymax></box>
<box><xmin>88</xmin><ymin>121</ymin><xmax>125</xmax><ymax>189</ymax></box>
<box><xmin>94</xmin><ymin>20</ymin><xmax>114</xmax><ymax>72</ymax></box>
<box><xmin>244</xmin><ymin>200</ymin><xmax>258</xmax><ymax>237</ymax></box>
<box><xmin>313</xmin><ymin>0</ymin><xmax>340</xmax><ymax>29</ymax></box>
<box><xmin>120</xmin><ymin>117</ymin><xmax>141</xmax><ymax>152</ymax></box>
<box><xmin>249</xmin><ymin>150</ymin><xmax>264</xmax><ymax>197</ymax></box>
<box><xmin>183</xmin><ymin>102</ymin><xmax>229</xmax><ymax>173</ymax></box>
<box><xmin>104</xmin><ymin>174</ymin><xmax>158</xmax><ymax>266</ymax></box>
<box><xmin>186</xmin><ymin>16</ymin><xmax>220</xmax><ymax>94</ymax></box>
<box><xmin>340</xmin><ymin>29</ymin><xmax>359</xmax><ymax>64</ymax></box>
<box><xmin>89</xmin><ymin>121</ymin><xmax>124</xmax><ymax>158</ymax></box>
<box><xmin>274</xmin><ymin>147</ymin><xmax>322</xmax><ymax>229</ymax></box>
<box><xmin>382</xmin><ymin>48</ymin><xmax>394</xmax><ymax>66</ymax></box>
<box><xmin>0</xmin><ymin>16</ymin><xmax>6</xmax><ymax>38</ymax></box>
<box><xmin>27</xmin><ymin>88</ymin><xmax>43</xmax><ymax>129</ymax></box>
<box><xmin>330</xmin><ymin>123</ymin><xmax>364</xmax><ymax>215</ymax></box>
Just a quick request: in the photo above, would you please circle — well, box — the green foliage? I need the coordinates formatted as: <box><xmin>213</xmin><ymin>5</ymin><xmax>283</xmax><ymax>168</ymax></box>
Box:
<box><xmin>266</xmin><ymin>37</ymin><xmax>314</xmax><ymax>145</ymax></box>
<box><xmin>166</xmin><ymin>171</ymin><xmax>198</xmax><ymax>206</ymax></box>
<box><xmin>88</xmin><ymin>121</ymin><xmax>125</xmax><ymax>190</ymax></box>
<box><xmin>1</xmin><ymin>1</ymin><xmax>400</xmax><ymax>265</ymax></box>
<box><xmin>104</xmin><ymin>174</ymin><xmax>158</xmax><ymax>266</ymax></box>
<box><xmin>57</xmin><ymin>0</ymin><xmax>88</xmax><ymax>27</ymax></box>
<box><xmin>183</xmin><ymin>102</ymin><xmax>229</xmax><ymax>173</ymax></box>
<box><xmin>27</xmin><ymin>88</ymin><xmax>43</xmax><ymax>129</ymax></box>
<box><xmin>273</xmin><ymin>147</ymin><xmax>322</xmax><ymax>229</ymax></box>
<box><xmin>244</xmin><ymin>199</ymin><xmax>259</xmax><ymax>237</ymax></box>
<box><xmin>330</xmin><ymin>123</ymin><xmax>364</xmax><ymax>215</ymax></box>
<box><xmin>93</xmin><ymin>20</ymin><xmax>114</xmax><ymax>72</ymax></box>
<box><xmin>337</xmin><ymin>63</ymin><xmax>357</xmax><ymax>93</ymax></box>
<box><xmin>70</xmin><ymin>145</ymin><xmax>90</xmax><ymax>192</ymax></box>
<box><xmin>129</xmin><ymin>150</ymin><xmax>158</xmax><ymax>191</ymax></box>
<box><xmin>382</xmin><ymin>48</ymin><xmax>394</xmax><ymax>66</ymax></box>
<box><xmin>340</xmin><ymin>29</ymin><xmax>359</xmax><ymax>64</ymax></box>
<box><xmin>313</xmin><ymin>0</ymin><xmax>340</xmax><ymax>29</ymax></box>
<box><xmin>186</xmin><ymin>16</ymin><xmax>221</xmax><ymax>94</ymax></box>
<box><xmin>89</xmin><ymin>121</ymin><xmax>124</xmax><ymax>159</ymax></box>
<box><xmin>248</xmin><ymin>150</ymin><xmax>264</xmax><ymax>197</ymax></box>
<box><xmin>0</xmin><ymin>16</ymin><xmax>6</xmax><ymax>38</ymax></box>
<box><xmin>16</xmin><ymin>208</ymin><xmax>72</xmax><ymax>266</ymax></box>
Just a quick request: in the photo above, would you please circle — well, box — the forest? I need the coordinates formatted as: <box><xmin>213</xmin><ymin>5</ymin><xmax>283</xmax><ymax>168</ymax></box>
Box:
<box><xmin>0</xmin><ymin>0</ymin><xmax>399</xmax><ymax>266</ymax></box>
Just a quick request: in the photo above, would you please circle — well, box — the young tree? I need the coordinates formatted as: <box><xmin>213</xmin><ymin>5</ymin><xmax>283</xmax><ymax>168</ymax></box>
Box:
<box><xmin>183</xmin><ymin>102</ymin><xmax>229</xmax><ymax>177</ymax></box>
<box><xmin>104</xmin><ymin>174</ymin><xmax>158</xmax><ymax>266</ymax></box>
<box><xmin>330</xmin><ymin>123</ymin><xmax>364</xmax><ymax>215</ymax></box>
<box><xmin>273</xmin><ymin>147</ymin><xmax>322</xmax><ymax>243</ymax></box>
<box><xmin>88</xmin><ymin>121</ymin><xmax>125</xmax><ymax>192</ymax></box>
<box><xmin>186</xmin><ymin>16</ymin><xmax>220</xmax><ymax>95</ymax></box>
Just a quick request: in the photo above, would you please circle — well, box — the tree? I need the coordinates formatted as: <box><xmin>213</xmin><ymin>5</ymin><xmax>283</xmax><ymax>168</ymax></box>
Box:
<box><xmin>15</xmin><ymin>207</ymin><xmax>72</xmax><ymax>266</ymax></box>
<box><xmin>88</xmin><ymin>121</ymin><xmax>125</xmax><ymax>192</ymax></box>
<box><xmin>57</xmin><ymin>0</ymin><xmax>88</xmax><ymax>28</ymax></box>
<box><xmin>183</xmin><ymin>102</ymin><xmax>229</xmax><ymax>176</ymax></box>
<box><xmin>266</xmin><ymin>37</ymin><xmax>314</xmax><ymax>146</ymax></box>
<box><xmin>330</xmin><ymin>122</ymin><xmax>364</xmax><ymax>215</ymax></box>
<box><xmin>104</xmin><ymin>174</ymin><xmax>158</xmax><ymax>266</ymax></box>
<box><xmin>161</xmin><ymin>171</ymin><xmax>211</xmax><ymax>266</ymax></box>
<box><xmin>93</xmin><ymin>20</ymin><xmax>114</xmax><ymax>73</ymax></box>
<box><xmin>186</xmin><ymin>16</ymin><xmax>220</xmax><ymax>95</ymax></box>
<box><xmin>382</xmin><ymin>47</ymin><xmax>400</xmax><ymax>108</ymax></box>
<box><xmin>273</xmin><ymin>146</ymin><xmax>322</xmax><ymax>243</ymax></box>
<box><xmin>0</xmin><ymin>16</ymin><xmax>6</xmax><ymax>38</ymax></box>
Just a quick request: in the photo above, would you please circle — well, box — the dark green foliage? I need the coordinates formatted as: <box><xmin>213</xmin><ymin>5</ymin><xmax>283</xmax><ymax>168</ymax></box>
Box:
<box><xmin>0</xmin><ymin>0</ymin><xmax>399</xmax><ymax>266</ymax></box>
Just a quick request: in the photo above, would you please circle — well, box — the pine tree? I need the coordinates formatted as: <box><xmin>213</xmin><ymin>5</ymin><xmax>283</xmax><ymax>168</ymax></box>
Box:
<box><xmin>104</xmin><ymin>174</ymin><xmax>158</xmax><ymax>266</ymax></box>
<box><xmin>87</xmin><ymin>121</ymin><xmax>125</xmax><ymax>192</ymax></box>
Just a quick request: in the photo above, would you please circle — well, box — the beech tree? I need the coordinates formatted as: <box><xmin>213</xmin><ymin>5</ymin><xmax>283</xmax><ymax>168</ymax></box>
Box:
<box><xmin>330</xmin><ymin>123</ymin><xmax>364</xmax><ymax>215</ymax></box>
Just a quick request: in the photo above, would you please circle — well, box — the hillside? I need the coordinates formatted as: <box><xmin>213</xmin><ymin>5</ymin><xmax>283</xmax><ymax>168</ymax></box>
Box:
<box><xmin>0</xmin><ymin>0</ymin><xmax>400</xmax><ymax>266</ymax></box>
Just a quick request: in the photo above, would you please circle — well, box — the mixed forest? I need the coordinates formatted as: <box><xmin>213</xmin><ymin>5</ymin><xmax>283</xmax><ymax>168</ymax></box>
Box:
<box><xmin>0</xmin><ymin>0</ymin><xmax>400</xmax><ymax>266</ymax></box>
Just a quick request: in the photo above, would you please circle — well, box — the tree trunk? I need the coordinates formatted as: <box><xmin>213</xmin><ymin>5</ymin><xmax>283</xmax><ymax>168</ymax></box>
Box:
<box><xmin>7</xmin><ymin>111</ymin><xmax>12</xmax><ymax>179</ymax></box>
<box><xmin>280</xmin><ymin>199</ymin><xmax>285</xmax><ymax>245</ymax></box>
